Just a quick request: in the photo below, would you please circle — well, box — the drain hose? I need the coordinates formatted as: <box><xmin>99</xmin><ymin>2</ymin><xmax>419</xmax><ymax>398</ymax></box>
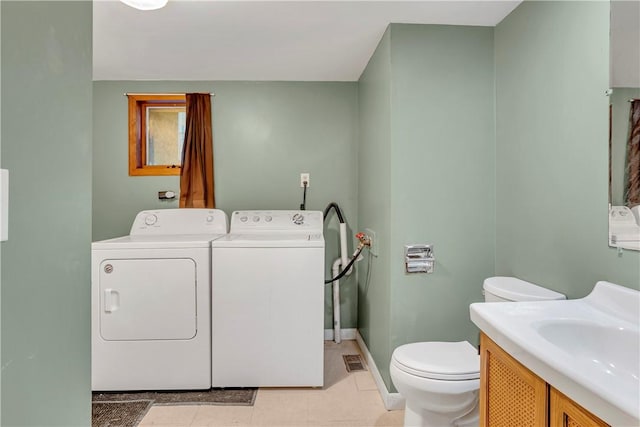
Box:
<box><xmin>324</xmin><ymin>245</ymin><xmax>364</xmax><ymax>284</ymax></box>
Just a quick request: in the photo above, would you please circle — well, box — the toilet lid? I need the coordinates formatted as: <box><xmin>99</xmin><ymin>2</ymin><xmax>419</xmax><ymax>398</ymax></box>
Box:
<box><xmin>391</xmin><ymin>341</ymin><xmax>480</xmax><ymax>380</ymax></box>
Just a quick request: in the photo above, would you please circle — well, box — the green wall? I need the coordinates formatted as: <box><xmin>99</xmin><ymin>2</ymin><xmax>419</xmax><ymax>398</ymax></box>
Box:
<box><xmin>357</xmin><ymin>24</ymin><xmax>495</xmax><ymax>391</ymax></box>
<box><xmin>357</xmin><ymin>28</ymin><xmax>393</xmax><ymax>387</ymax></box>
<box><xmin>1</xmin><ymin>2</ymin><xmax>92</xmax><ymax>426</ymax></box>
<box><xmin>0</xmin><ymin>2</ymin><xmax>3</xmax><ymax>419</ymax></box>
<box><xmin>357</xmin><ymin>1</ymin><xmax>638</xmax><ymax>395</ymax></box>
<box><xmin>93</xmin><ymin>81</ymin><xmax>359</xmax><ymax>329</ymax></box>
<box><xmin>0</xmin><ymin>3</ymin><xmax>3</xmax><ymax>419</ymax></box>
<box><xmin>389</xmin><ymin>24</ymin><xmax>495</xmax><ymax>350</ymax></box>
<box><xmin>495</xmin><ymin>0</ymin><xmax>640</xmax><ymax>295</ymax></box>
<box><xmin>0</xmin><ymin>0</ymin><xmax>631</xmax><ymax>421</ymax></box>
<box><xmin>610</xmin><ymin>87</ymin><xmax>640</xmax><ymax>206</ymax></box>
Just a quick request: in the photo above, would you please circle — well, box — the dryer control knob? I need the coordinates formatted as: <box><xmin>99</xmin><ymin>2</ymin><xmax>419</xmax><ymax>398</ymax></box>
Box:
<box><xmin>206</xmin><ymin>215</ymin><xmax>214</xmax><ymax>222</ymax></box>
<box><xmin>253</xmin><ymin>216</ymin><xmax>260</xmax><ymax>222</ymax></box>
<box><xmin>240</xmin><ymin>216</ymin><xmax>248</xmax><ymax>222</ymax></box>
<box><xmin>144</xmin><ymin>214</ymin><xmax>158</xmax><ymax>226</ymax></box>
<box><xmin>292</xmin><ymin>213</ymin><xmax>304</xmax><ymax>225</ymax></box>
<box><xmin>265</xmin><ymin>215</ymin><xmax>273</xmax><ymax>222</ymax></box>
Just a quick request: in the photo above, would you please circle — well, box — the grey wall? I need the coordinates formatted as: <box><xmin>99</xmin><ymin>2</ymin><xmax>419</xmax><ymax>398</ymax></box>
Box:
<box><xmin>1</xmin><ymin>2</ymin><xmax>92</xmax><ymax>426</ymax></box>
<box><xmin>357</xmin><ymin>24</ymin><xmax>495</xmax><ymax>391</ymax></box>
<box><xmin>93</xmin><ymin>81</ymin><xmax>359</xmax><ymax>329</ymax></box>
<box><xmin>611</xmin><ymin>0</ymin><xmax>640</xmax><ymax>88</ymax></box>
<box><xmin>495</xmin><ymin>1</ymin><xmax>640</xmax><ymax>295</ymax></box>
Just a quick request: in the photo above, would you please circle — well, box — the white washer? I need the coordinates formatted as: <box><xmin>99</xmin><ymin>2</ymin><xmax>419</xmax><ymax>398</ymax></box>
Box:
<box><xmin>211</xmin><ymin>210</ymin><xmax>325</xmax><ymax>387</ymax></box>
<box><xmin>92</xmin><ymin>208</ymin><xmax>228</xmax><ymax>391</ymax></box>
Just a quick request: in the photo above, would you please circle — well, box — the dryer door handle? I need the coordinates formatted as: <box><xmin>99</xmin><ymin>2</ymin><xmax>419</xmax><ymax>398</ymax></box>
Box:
<box><xmin>104</xmin><ymin>289</ymin><xmax>120</xmax><ymax>313</ymax></box>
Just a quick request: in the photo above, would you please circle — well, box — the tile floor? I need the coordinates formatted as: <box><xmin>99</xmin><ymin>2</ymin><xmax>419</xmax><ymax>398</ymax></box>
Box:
<box><xmin>138</xmin><ymin>340</ymin><xmax>404</xmax><ymax>426</ymax></box>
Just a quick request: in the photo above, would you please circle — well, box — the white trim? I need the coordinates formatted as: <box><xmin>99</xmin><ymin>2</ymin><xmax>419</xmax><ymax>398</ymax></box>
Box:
<box><xmin>324</xmin><ymin>328</ymin><xmax>357</xmax><ymax>341</ymax></box>
<box><xmin>355</xmin><ymin>331</ymin><xmax>405</xmax><ymax>411</ymax></box>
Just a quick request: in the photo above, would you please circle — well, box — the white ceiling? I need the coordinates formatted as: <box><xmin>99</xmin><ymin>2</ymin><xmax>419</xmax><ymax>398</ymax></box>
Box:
<box><xmin>93</xmin><ymin>0</ymin><xmax>521</xmax><ymax>81</ymax></box>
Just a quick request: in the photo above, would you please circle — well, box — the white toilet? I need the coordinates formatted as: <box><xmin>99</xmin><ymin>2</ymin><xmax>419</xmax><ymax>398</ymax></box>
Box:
<box><xmin>390</xmin><ymin>277</ymin><xmax>566</xmax><ymax>427</ymax></box>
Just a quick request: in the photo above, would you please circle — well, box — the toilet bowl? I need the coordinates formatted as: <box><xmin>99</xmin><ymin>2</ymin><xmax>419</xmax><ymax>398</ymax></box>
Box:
<box><xmin>390</xmin><ymin>341</ymin><xmax>479</xmax><ymax>427</ymax></box>
<box><xmin>390</xmin><ymin>277</ymin><xmax>566</xmax><ymax>427</ymax></box>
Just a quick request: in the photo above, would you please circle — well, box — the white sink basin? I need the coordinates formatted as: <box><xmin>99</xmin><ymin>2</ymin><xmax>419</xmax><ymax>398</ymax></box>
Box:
<box><xmin>535</xmin><ymin>319</ymin><xmax>639</xmax><ymax>383</ymax></box>
<box><xmin>470</xmin><ymin>281</ymin><xmax>640</xmax><ymax>426</ymax></box>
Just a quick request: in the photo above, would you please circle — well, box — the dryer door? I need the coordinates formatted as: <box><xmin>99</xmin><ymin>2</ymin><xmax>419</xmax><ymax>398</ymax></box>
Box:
<box><xmin>99</xmin><ymin>258</ymin><xmax>197</xmax><ymax>341</ymax></box>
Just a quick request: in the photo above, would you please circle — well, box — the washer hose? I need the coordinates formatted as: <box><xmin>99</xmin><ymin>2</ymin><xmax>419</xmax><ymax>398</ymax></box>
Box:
<box><xmin>323</xmin><ymin>202</ymin><xmax>345</xmax><ymax>223</ymax></box>
<box><xmin>324</xmin><ymin>233</ymin><xmax>370</xmax><ymax>284</ymax></box>
<box><xmin>324</xmin><ymin>246</ymin><xmax>364</xmax><ymax>284</ymax></box>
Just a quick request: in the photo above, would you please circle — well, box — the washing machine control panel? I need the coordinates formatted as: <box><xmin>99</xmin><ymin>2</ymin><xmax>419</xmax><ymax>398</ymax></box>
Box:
<box><xmin>130</xmin><ymin>209</ymin><xmax>229</xmax><ymax>235</ymax></box>
<box><xmin>144</xmin><ymin>214</ymin><xmax>158</xmax><ymax>226</ymax></box>
<box><xmin>231</xmin><ymin>210</ymin><xmax>323</xmax><ymax>232</ymax></box>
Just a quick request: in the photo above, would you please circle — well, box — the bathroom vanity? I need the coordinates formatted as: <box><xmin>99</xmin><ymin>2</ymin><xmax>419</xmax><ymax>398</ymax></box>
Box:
<box><xmin>470</xmin><ymin>281</ymin><xmax>640</xmax><ymax>427</ymax></box>
<box><xmin>479</xmin><ymin>333</ymin><xmax>608</xmax><ymax>427</ymax></box>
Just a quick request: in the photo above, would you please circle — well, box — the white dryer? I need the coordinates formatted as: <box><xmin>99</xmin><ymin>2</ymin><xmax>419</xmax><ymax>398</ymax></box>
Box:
<box><xmin>211</xmin><ymin>210</ymin><xmax>325</xmax><ymax>387</ymax></box>
<box><xmin>92</xmin><ymin>208</ymin><xmax>228</xmax><ymax>391</ymax></box>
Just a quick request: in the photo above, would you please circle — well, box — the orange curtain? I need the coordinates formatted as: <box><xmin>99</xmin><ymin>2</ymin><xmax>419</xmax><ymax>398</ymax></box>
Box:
<box><xmin>625</xmin><ymin>100</ymin><xmax>640</xmax><ymax>207</ymax></box>
<box><xmin>180</xmin><ymin>93</ymin><xmax>215</xmax><ymax>208</ymax></box>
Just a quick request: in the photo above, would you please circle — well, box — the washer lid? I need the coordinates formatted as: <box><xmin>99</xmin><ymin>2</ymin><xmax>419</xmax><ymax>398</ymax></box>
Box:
<box><xmin>92</xmin><ymin>233</ymin><xmax>227</xmax><ymax>250</ymax></box>
<box><xmin>211</xmin><ymin>233</ymin><xmax>324</xmax><ymax>248</ymax></box>
<box><xmin>392</xmin><ymin>341</ymin><xmax>480</xmax><ymax>380</ymax></box>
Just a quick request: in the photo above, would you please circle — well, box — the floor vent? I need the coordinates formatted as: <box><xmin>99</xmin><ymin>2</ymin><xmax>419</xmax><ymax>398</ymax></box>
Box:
<box><xmin>343</xmin><ymin>354</ymin><xmax>367</xmax><ymax>372</ymax></box>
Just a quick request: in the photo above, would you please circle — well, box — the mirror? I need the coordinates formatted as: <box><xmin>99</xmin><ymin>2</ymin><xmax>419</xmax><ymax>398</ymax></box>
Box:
<box><xmin>609</xmin><ymin>1</ymin><xmax>640</xmax><ymax>251</ymax></box>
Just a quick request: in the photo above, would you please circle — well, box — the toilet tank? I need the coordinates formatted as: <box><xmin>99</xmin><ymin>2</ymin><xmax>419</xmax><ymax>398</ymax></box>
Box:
<box><xmin>483</xmin><ymin>276</ymin><xmax>566</xmax><ymax>302</ymax></box>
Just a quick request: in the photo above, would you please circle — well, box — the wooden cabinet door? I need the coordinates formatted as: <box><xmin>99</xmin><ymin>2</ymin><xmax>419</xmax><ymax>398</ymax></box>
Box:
<box><xmin>480</xmin><ymin>333</ymin><xmax>548</xmax><ymax>427</ymax></box>
<box><xmin>550</xmin><ymin>387</ymin><xmax>609</xmax><ymax>427</ymax></box>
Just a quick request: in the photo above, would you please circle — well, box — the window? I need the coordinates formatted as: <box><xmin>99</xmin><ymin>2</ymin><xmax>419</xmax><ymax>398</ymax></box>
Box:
<box><xmin>128</xmin><ymin>94</ymin><xmax>186</xmax><ymax>176</ymax></box>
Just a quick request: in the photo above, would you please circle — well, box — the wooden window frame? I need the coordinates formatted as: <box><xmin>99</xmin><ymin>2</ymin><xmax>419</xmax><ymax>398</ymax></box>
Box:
<box><xmin>128</xmin><ymin>94</ymin><xmax>186</xmax><ymax>176</ymax></box>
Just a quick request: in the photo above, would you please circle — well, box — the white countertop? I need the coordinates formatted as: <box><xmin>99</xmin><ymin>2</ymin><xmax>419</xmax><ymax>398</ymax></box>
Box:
<box><xmin>470</xmin><ymin>281</ymin><xmax>640</xmax><ymax>426</ymax></box>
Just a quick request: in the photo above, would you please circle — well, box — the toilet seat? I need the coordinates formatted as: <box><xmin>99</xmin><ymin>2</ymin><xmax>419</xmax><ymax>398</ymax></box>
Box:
<box><xmin>391</xmin><ymin>341</ymin><xmax>480</xmax><ymax>381</ymax></box>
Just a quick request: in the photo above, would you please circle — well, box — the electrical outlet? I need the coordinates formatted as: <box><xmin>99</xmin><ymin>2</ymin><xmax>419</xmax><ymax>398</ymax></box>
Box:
<box><xmin>300</xmin><ymin>173</ymin><xmax>310</xmax><ymax>187</ymax></box>
<box><xmin>365</xmin><ymin>228</ymin><xmax>378</xmax><ymax>257</ymax></box>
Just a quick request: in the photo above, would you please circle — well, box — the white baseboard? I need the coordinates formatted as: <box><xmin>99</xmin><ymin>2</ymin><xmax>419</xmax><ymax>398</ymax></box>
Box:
<box><xmin>324</xmin><ymin>328</ymin><xmax>357</xmax><ymax>341</ymax></box>
<box><xmin>355</xmin><ymin>331</ymin><xmax>405</xmax><ymax>411</ymax></box>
